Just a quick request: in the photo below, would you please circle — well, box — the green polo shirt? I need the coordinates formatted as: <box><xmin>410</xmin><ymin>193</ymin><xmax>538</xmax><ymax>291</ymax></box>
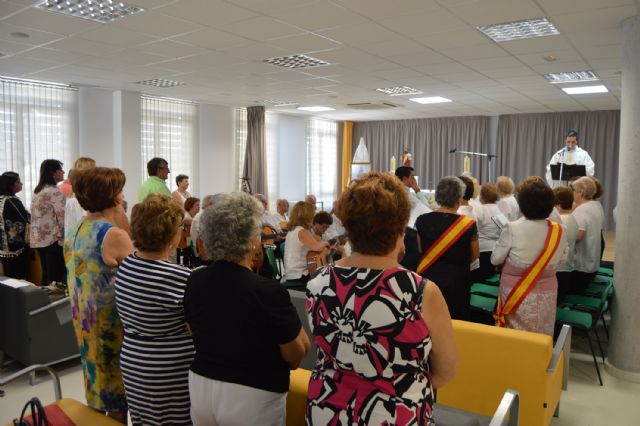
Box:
<box><xmin>138</xmin><ymin>176</ymin><xmax>172</xmax><ymax>202</ymax></box>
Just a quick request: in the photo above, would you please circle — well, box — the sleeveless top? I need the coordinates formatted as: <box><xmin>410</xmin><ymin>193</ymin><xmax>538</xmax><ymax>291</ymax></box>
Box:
<box><xmin>64</xmin><ymin>219</ymin><xmax>127</xmax><ymax>412</ymax></box>
<box><xmin>306</xmin><ymin>265</ymin><xmax>434</xmax><ymax>425</ymax></box>
<box><xmin>284</xmin><ymin>226</ymin><xmax>309</xmax><ymax>280</ymax></box>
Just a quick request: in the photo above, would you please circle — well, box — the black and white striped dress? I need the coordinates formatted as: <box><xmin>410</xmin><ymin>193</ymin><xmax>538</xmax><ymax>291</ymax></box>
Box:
<box><xmin>115</xmin><ymin>253</ymin><xmax>194</xmax><ymax>426</ymax></box>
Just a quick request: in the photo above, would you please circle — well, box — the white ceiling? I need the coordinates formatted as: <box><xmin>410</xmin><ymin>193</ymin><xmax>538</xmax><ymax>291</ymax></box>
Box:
<box><xmin>0</xmin><ymin>0</ymin><xmax>637</xmax><ymax>120</ymax></box>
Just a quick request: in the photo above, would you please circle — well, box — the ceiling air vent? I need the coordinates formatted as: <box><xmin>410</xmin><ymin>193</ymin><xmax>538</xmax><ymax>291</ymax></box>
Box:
<box><xmin>346</xmin><ymin>102</ymin><xmax>401</xmax><ymax>110</ymax></box>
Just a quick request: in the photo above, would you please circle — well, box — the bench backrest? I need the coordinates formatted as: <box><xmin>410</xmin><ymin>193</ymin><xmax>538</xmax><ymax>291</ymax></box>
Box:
<box><xmin>438</xmin><ymin>320</ymin><xmax>560</xmax><ymax>426</ymax></box>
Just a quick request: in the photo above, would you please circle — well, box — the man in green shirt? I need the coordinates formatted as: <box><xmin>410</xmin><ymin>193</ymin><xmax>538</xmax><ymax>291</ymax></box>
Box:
<box><xmin>138</xmin><ymin>157</ymin><xmax>172</xmax><ymax>202</ymax></box>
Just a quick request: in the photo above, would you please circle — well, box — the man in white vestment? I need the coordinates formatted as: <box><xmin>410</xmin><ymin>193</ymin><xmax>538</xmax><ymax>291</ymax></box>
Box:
<box><xmin>546</xmin><ymin>130</ymin><xmax>595</xmax><ymax>187</ymax></box>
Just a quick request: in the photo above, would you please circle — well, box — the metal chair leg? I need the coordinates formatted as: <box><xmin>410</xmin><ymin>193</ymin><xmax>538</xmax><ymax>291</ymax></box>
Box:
<box><xmin>584</xmin><ymin>330</ymin><xmax>603</xmax><ymax>386</ymax></box>
<box><xmin>593</xmin><ymin>326</ymin><xmax>606</xmax><ymax>364</ymax></box>
<box><xmin>601</xmin><ymin>315</ymin><xmax>610</xmax><ymax>340</ymax></box>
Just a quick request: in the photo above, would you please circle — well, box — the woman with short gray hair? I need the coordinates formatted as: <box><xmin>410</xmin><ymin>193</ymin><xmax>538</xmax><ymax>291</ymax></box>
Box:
<box><xmin>184</xmin><ymin>192</ymin><xmax>310</xmax><ymax>426</ymax></box>
<box><xmin>415</xmin><ymin>176</ymin><xmax>480</xmax><ymax>320</ymax></box>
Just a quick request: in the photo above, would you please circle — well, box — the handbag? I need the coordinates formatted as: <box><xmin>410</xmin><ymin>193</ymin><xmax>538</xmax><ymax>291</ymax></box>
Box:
<box><xmin>13</xmin><ymin>397</ymin><xmax>48</xmax><ymax>426</ymax></box>
<box><xmin>13</xmin><ymin>396</ymin><xmax>76</xmax><ymax>426</ymax></box>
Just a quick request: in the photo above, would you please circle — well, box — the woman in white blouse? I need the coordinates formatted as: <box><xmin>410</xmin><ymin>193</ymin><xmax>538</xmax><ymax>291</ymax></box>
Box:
<box><xmin>474</xmin><ymin>184</ymin><xmax>503</xmax><ymax>281</ymax></box>
<box><xmin>283</xmin><ymin>201</ymin><xmax>328</xmax><ymax>285</ymax></box>
<box><xmin>491</xmin><ymin>180</ymin><xmax>568</xmax><ymax>336</ymax></box>
<box><xmin>570</xmin><ymin>177</ymin><xmax>604</xmax><ymax>295</ymax></box>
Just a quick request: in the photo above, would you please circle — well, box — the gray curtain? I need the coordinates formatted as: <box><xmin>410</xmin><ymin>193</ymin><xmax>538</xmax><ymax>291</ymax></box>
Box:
<box><xmin>243</xmin><ymin>106</ymin><xmax>267</xmax><ymax>195</ymax></box>
<box><xmin>496</xmin><ymin>110</ymin><xmax>620</xmax><ymax>229</ymax></box>
<box><xmin>353</xmin><ymin>116</ymin><xmax>489</xmax><ymax>189</ymax></box>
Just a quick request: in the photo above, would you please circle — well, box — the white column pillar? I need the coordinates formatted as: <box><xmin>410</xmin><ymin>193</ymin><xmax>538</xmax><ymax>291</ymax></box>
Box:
<box><xmin>198</xmin><ymin>104</ymin><xmax>235</xmax><ymax>196</ymax></box>
<box><xmin>606</xmin><ymin>15</ymin><xmax>640</xmax><ymax>382</ymax></box>
<box><xmin>113</xmin><ymin>91</ymin><xmax>142</xmax><ymax>207</ymax></box>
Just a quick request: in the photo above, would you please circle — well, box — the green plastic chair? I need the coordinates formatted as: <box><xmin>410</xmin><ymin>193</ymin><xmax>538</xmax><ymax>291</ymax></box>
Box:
<box><xmin>556</xmin><ymin>308</ymin><xmax>603</xmax><ymax>386</ymax></box>
<box><xmin>484</xmin><ymin>273</ymin><xmax>501</xmax><ymax>285</ymax></box>
<box><xmin>265</xmin><ymin>247</ymin><xmax>281</xmax><ymax>280</ymax></box>
<box><xmin>560</xmin><ymin>281</ymin><xmax>613</xmax><ymax>341</ymax></box>
<box><xmin>596</xmin><ymin>266</ymin><xmax>614</xmax><ymax>277</ymax></box>
<box><xmin>470</xmin><ymin>294</ymin><xmax>497</xmax><ymax>313</ymax></box>
<box><xmin>470</xmin><ymin>283</ymin><xmax>499</xmax><ymax>298</ymax></box>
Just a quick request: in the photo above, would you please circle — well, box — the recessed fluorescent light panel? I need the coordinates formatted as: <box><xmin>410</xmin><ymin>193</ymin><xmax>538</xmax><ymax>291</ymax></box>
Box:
<box><xmin>375</xmin><ymin>86</ymin><xmax>423</xmax><ymax>96</ymax></box>
<box><xmin>257</xmin><ymin>99</ymin><xmax>297</xmax><ymax>107</ymax></box>
<box><xmin>135</xmin><ymin>79</ymin><xmax>186</xmax><ymax>88</ymax></box>
<box><xmin>37</xmin><ymin>0</ymin><xmax>143</xmax><ymax>23</ymax></box>
<box><xmin>545</xmin><ymin>71</ymin><xmax>599</xmax><ymax>84</ymax></box>
<box><xmin>264</xmin><ymin>54</ymin><xmax>330</xmax><ymax>69</ymax></box>
<box><xmin>409</xmin><ymin>96</ymin><xmax>452</xmax><ymax>104</ymax></box>
<box><xmin>477</xmin><ymin>17</ymin><xmax>559</xmax><ymax>42</ymax></box>
<box><xmin>561</xmin><ymin>85</ymin><xmax>608</xmax><ymax>95</ymax></box>
<box><xmin>297</xmin><ymin>106</ymin><xmax>335</xmax><ymax>112</ymax></box>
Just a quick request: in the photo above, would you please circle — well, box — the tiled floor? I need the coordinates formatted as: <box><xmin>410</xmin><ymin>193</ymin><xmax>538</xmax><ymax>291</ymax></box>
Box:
<box><xmin>2</xmin><ymin>231</ymin><xmax>635</xmax><ymax>425</ymax></box>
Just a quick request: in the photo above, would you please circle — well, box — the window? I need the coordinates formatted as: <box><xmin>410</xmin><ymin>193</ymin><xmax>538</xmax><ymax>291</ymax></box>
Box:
<box><xmin>306</xmin><ymin>118</ymin><xmax>338</xmax><ymax>210</ymax></box>
<box><xmin>234</xmin><ymin>107</ymin><xmax>247</xmax><ymax>191</ymax></box>
<box><xmin>141</xmin><ymin>96</ymin><xmax>197</xmax><ymax>193</ymax></box>
<box><xmin>0</xmin><ymin>77</ymin><xmax>77</xmax><ymax>206</ymax></box>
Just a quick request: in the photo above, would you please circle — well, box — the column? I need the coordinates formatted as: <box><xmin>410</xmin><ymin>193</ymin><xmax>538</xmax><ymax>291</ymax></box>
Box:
<box><xmin>606</xmin><ymin>15</ymin><xmax>640</xmax><ymax>382</ymax></box>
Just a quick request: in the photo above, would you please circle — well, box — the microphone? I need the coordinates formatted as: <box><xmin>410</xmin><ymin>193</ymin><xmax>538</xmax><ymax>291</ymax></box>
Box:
<box><xmin>449</xmin><ymin>148</ymin><xmax>457</xmax><ymax>154</ymax></box>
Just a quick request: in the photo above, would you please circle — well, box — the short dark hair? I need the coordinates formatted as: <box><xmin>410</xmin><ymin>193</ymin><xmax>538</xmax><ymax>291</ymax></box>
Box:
<box><xmin>147</xmin><ymin>157</ymin><xmax>168</xmax><ymax>176</ymax></box>
<box><xmin>518</xmin><ymin>180</ymin><xmax>554</xmax><ymax>220</ymax></box>
<box><xmin>184</xmin><ymin>197</ymin><xmax>199</xmax><ymax>212</ymax></box>
<box><xmin>0</xmin><ymin>172</ymin><xmax>20</xmax><ymax>196</ymax></box>
<box><xmin>395</xmin><ymin>166</ymin><xmax>414</xmax><ymax>180</ymax></box>
<box><xmin>336</xmin><ymin>172</ymin><xmax>410</xmax><ymax>256</ymax></box>
<box><xmin>553</xmin><ymin>187</ymin><xmax>574</xmax><ymax>210</ymax></box>
<box><xmin>34</xmin><ymin>159</ymin><xmax>63</xmax><ymax>194</ymax></box>
<box><xmin>313</xmin><ymin>211</ymin><xmax>333</xmax><ymax>226</ymax></box>
<box><xmin>175</xmin><ymin>174</ymin><xmax>188</xmax><ymax>186</ymax></box>
<box><xmin>480</xmin><ymin>184</ymin><xmax>499</xmax><ymax>204</ymax></box>
<box><xmin>74</xmin><ymin>167</ymin><xmax>126</xmax><ymax>212</ymax></box>
<box><xmin>567</xmin><ymin>130</ymin><xmax>578</xmax><ymax>138</ymax></box>
<box><xmin>458</xmin><ymin>176</ymin><xmax>474</xmax><ymax>200</ymax></box>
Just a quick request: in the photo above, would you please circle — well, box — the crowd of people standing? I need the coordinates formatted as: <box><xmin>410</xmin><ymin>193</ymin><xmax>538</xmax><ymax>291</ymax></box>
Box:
<box><xmin>0</xmin><ymin>150</ymin><xmax>608</xmax><ymax>425</ymax></box>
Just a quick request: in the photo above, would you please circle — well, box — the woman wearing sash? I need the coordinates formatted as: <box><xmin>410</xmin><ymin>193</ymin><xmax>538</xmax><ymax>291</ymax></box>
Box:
<box><xmin>415</xmin><ymin>176</ymin><xmax>479</xmax><ymax>320</ymax></box>
<box><xmin>491</xmin><ymin>180</ymin><xmax>568</xmax><ymax>336</ymax></box>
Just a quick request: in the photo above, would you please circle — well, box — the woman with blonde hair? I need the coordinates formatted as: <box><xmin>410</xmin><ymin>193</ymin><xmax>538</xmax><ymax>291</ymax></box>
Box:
<box><xmin>60</xmin><ymin>157</ymin><xmax>96</xmax><ymax>198</ymax></box>
<box><xmin>64</xmin><ymin>167</ymin><xmax>133</xmax><ymax>422</ymax></box>
<box><xmin>306</xmin><ymin>172</ymin><xmax>457</xmax><ymax>425</ymax></box>
<box><xmin>283</xmin><ymin>201</ymin><xmax>329</xmax><ymax>284</ymax></box>
<box><xmin>115</xmin><ymin>194</ymin><xmax>194</xmax><ymax>425</ymax></box>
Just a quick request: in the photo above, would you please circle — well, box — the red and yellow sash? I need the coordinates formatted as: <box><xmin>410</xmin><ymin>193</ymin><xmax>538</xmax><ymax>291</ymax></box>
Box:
<box><xmin>494</xmin><ymin>220</ymin><xmax>563</xmax><ymax>327</ymax></box>
<box><xmin>417</xmin><ymin>215</ymin><xmax>475</xmax><ymax>275</ymax></box>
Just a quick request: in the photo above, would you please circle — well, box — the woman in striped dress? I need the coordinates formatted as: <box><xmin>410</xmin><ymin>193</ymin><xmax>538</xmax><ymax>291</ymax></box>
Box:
<box><xmin>115</xmin><ymin>194</ymin><xmax>194</xmax><ymax>425</ymax></box>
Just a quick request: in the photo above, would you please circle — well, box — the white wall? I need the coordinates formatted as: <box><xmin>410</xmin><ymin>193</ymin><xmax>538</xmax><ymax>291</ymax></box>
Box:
<box><xmin>278</xmin><ymin>114</ymin><xmax>307</xmax><ymax>202</ymax></box>
<box><xmin>198</xmin><ymin>104</ymin><xmax>235</xmax><ymax>196</ymax></box>
<box><xmin>78</xmin><ymin>88</ymin><xmax>235</xmax><ymax>205</ymax></box>
<box><xmin>78</xmin><ymin>87</ymin><xmax>115</xmax><ymax>165</ymax></box>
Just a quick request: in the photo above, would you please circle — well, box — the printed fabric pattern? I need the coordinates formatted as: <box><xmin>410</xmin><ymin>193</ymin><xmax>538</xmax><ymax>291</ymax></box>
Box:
<box><xmin>64</xmin><ymin>219</ymin><xmax>127</xmax><ymax>413</ymax></box>
<box><xmin>30</xmin><ymin>185</ymin><xmax>64</xmax><ymax>248</ymax></box>
<box><xmin>306</xmin><ymin>266</ymin><xmax>434</xmax><ymax>425</ymax></box>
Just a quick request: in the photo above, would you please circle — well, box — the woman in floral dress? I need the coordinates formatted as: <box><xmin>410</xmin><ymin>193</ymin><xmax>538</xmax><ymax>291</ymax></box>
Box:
<box><xmin>64</xmin><ymin>167</ymin><xmax>133</xmax><ymax>423</ymax></box>
<box><xmin>306</xmin><ymin>172</ymin><xmax>458</xmax><ymax>425</ymax></box>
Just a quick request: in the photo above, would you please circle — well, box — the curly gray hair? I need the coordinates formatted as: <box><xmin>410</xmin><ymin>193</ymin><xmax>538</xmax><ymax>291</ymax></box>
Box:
<box><xmin>435</xmin><ymin>176</ymin><xmax>466</xmax><ymax>208</ymax></box>
<box><xmin>200</xmin><ymin>192</ymin><xmax>263</xmax><ymax>262</ymax></box>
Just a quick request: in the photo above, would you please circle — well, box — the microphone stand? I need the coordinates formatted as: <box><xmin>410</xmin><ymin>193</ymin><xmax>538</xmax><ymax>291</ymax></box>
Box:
<box><xmin>558</xmin><ymin>150</ymin><xmax>565</xmax><ymax>188</ymax></box>
<box><xmin>449</xmin><ymin>149</ymin><xmax>497</xmax><ymax>182</ymax></box>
